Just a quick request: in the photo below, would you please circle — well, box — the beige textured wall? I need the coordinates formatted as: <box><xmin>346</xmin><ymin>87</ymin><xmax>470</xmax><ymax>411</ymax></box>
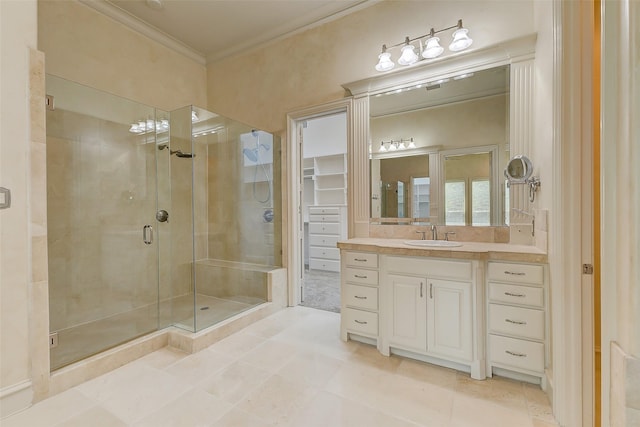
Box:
<box><xmin>0</xmin><ymin>0</ymin><xmax>39</xmax><ymax>414</ymax></box>
<box><xmin>38</xmin><ymin>0</ymin><xmax>206</xmax><ymax>111</ymax></box>
<box><xmin>206</xmin><ymin>1</ymin><xmax>534</xmax><ymax>133</ymax></box>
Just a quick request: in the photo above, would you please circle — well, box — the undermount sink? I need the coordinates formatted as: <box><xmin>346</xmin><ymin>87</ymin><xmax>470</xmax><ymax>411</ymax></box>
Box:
<box><xmin>403</xmin><ymin>240</ymin><xmax>463</xmax><ymax>248</ymax></box>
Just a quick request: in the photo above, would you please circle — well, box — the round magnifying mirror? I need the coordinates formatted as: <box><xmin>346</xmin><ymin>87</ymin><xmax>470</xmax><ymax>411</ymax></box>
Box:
<box><xmin>504</xmin><ymin>155</ymin><xmax>533</xmax><ymax>183</ymax></box>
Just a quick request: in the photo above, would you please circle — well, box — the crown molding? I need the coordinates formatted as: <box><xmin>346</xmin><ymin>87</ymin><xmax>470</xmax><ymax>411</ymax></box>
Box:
<box><xmin>78</xmin><ymin>0</ymin><xmax>207</xmax><ymax>65</ymax></box>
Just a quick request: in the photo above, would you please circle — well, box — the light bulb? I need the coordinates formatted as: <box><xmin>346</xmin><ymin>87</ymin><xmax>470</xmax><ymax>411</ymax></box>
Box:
<box><xmin>422</xmin><ymin>37</ymin><xmax>444</xmax><ymax>59</ymax></box>
<box><xmin>375</xmin><ymin>51</ymin><xmax>395</xmax><ymax>72</ymax></box>
<box><xmin>388</xmin><ymin>142</ymin><xmax>397</xmax><ymax>151</ymax></box>
<box><xmin>408</xmin><ymin>139</ymin><xmax>416</xmax><ymax>149</ymax></box>
<box><xmin>379</xmin><ymin>142</ymin><xmax>387</xmax><ymax>152</ymax></box>
<box><xmin>397</xmin><ymin>43</ymin><xmax>419</xmax><ymax>66</ymax></box>
<box><xmin>449</xmin><ymin>28</ymin><xmax>473</xmax><ymax>52</ymax></box>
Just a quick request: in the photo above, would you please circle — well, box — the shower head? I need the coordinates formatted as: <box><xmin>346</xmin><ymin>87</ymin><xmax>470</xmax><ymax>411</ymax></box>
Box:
<box><xmin>170</xmin><ymin>149</ymin><xmax>195</xmax><ymax>158</ymax></box>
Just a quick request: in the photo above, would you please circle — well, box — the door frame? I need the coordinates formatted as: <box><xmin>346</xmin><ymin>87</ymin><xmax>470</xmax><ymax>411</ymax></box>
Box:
<box><xmin>286</xmin><ymin>99</ymin><xmax>353</xmax><ymax>306</ymax></box>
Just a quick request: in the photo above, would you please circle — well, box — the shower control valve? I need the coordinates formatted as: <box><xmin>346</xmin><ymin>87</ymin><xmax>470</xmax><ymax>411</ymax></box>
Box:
<box><xmin>156</xmin><ymin>209</ymin><xmax>169</xmax><ymax>223</ymax></box>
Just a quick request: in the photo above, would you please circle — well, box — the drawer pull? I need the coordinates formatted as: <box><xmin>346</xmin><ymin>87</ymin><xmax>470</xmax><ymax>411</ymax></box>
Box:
<box><xmin>505</xmin><ymin>319</ymin><xmax>527</xmax><ymax>325</ymax></box>
<box><xmin>504</xmin><ymin>292</ymin><xmax>526</xmax><ymax>297</ymax></box>
<box><xmin>505</xmin><ymin>350</ymin><xmax>527</xmax><ymax>357</ymax></box>
<box><xmin>354</xmin><ymin>258</ymin><xmax>367</xmax><ymax>262</ymax></box>
<box><xmin>504</xmin><ymin>271</ymin><xmax>526</xmax><ymax>276</ymax></box>
<box><xmin>354</xmin><ymin>274</ymin><xmax>368</xmax><ymax>279</ymax></box>
<box><xmin>354</xmin><ymin>295</ymin><xmax>367</xmax><ymax>299</ymax></box>
<box><xmin>354</xmin><ymin>320</ymin><xmax>368</xmax><ymax>325</ymax></box>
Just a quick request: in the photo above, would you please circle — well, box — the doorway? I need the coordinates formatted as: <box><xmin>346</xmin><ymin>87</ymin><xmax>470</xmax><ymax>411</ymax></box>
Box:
<box><xmin>299</xmin><ymin>112</ymin><xmax>348</xmax><ymax>313</ymax></box>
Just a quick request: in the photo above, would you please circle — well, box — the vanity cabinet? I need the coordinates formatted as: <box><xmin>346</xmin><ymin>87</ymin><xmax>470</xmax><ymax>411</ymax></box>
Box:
<box><xmin>427</xmin><ymin>278</ymin><xmax>472</xmax><ymax>362</ymax></box>
<box><xmin>486</xmin><ymin>261</ymin><xmax>547</xmax><ymax>384</ymax></box>
<box><xmin>382</xmin><ymin>255</ymin><xmax>482</xmax><ymax>378</ymax></box>
<box><xmin>340</xmin><ymin>251</ymin><xmax>379</xmax><ymax>342</ymax></box>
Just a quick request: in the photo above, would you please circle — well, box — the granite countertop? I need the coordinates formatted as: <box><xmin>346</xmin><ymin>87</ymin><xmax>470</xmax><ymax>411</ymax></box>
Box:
<box><xmin>337</xmin><ymin>238</ymin><xmax>547</xmax><ymax>263</ymax></box>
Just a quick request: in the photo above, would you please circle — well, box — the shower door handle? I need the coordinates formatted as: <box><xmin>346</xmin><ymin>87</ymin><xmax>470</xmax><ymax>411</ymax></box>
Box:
<box><xmin>143</xmin><ymin>225</ymin><xmax>153</xmax><ymax>245</ymax></box>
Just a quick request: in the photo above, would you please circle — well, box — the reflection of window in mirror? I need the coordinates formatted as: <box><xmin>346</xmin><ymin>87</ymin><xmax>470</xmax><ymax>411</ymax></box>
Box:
<box><xmin>504</xmin><ymin>179</ymin><xmax>510</xmax><ymax>226</ymax></box>
<box><xmin>412</xmin><ymin>177</ymin><xmax>430</xmax><ymax>219</ymax></box>
<box><xmin>444</xmin><ymin>152</ymin><xmax>492</xmax><ymax>225</ymax></box>
<box><xmin>397</xmin><ymin>181</ymin><xmax>405</xmax><ymax>217</ymax></box>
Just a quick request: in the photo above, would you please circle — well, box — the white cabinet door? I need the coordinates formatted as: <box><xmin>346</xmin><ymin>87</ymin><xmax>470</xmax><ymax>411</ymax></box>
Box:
<box><xmin>389</xmin><ymin>274</ymin><xmax>427</xmax><ymax>352</ymax></box>
<box><xmin>427</xmin><ymin>278</ymin><xmax>472</xmax><ymax>362</ymax></box>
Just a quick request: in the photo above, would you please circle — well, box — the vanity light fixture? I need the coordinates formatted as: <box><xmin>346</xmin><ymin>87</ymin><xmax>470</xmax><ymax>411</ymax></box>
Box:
<box><xmin>379</xmin><ymin>138</ymin><xmax>415</xmax><ymax>152</ymax></box>
<box><xmin>375</xmin><ymin>19</ymin><xmax>473</xmax><ymax>72</ymax></box>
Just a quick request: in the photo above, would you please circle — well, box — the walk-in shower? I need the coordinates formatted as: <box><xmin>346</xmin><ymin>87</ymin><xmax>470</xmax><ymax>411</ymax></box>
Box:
<box><xmin>45</xmin><ymin>75</ymin><xmax>281</xmax><ymax>370</ymax></box>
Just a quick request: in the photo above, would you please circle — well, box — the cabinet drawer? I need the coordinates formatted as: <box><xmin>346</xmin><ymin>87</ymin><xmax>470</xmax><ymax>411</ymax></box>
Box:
<box><xmin>489</xmin><ymin>334</ymin><xmax>544</xmax><ymax>373</ymax></box>
<box><xmin>308</xmin><ymin>235</ymin><xmax>339</xmax><ymax>248</ymax></box>
<box><xmin>309</xmin><ymin>206</ymin><xmax>340</xmax><ymax>215</ymax></box>
<box><xmin>488</xmin><ymin>262</ymin><xmax>544</xmax><ymax>285</ymax></box>
<box><xmin>309</xmin><ymin>222</ymin><xmax>340</xmax><ymax>235</ymax></box>
<box><xmin>489</xmin><ymin>282</ymin><xmax>544</xmax><ymax>308</ymax></box>
<box><xmin>344</xmin><ymin>252</ymin><xmax>378</xmax><ymax>268</ymax></box>
<box><xmin>309</xmin><ymin>247</ymin><xmax>340</xmax><ymax>260</ymax></box>
<box><xmin>343</xmin><ymin>267</ymin><xmax>378</xmax><ymax>286</ymax></box>
<box><xmin>309</xmin><ymin>258</ymin><xmax>340</xmax><ymax>272</ymax></box>
<box><xmin>344</xmin><ymin>284</ymin><xmax>378</xmax><ymax>311</ymax></box>
<box><xmin>309</xmin><ymin>214</ymin><xmax>338</xmax><ymax>223</ymax></box>
<box><xmin>489</xmin><ymin>304</ymin><xmax>544</xmax><ymax>340</ymax></box>
<box><xmin>343</xmin><ymin>308</ymin><xmax>378</xmax><ymax>336</ymax></box>
<box><xmin>386</xmin><ymin>256</ymin><xmax>472</xmax><ymax>280</ymax></box>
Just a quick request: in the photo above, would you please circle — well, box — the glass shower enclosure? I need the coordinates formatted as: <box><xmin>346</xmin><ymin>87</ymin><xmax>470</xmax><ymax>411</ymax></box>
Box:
<box><xmin>46</xmin><ymin>76</ymin><xmax>280</xmax><ymax>370</ymax></box>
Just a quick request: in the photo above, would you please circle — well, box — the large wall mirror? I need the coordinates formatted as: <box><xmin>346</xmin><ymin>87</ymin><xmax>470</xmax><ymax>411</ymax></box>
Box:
<box><xmin>342</xmin><ymin>34</ymin><xmax>536</xmax><ymax>236</ymax></box>
<box><xmin>370</xmin><ymin>65</ymin><xmax>509</xmax><ymax>226</ymax></box>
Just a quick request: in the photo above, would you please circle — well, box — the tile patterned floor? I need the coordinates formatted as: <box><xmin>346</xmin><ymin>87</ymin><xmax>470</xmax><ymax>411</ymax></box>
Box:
<box><xmin>3</xmin><ymin>307</ymin><xmax>559</xmax><ymax>427</ymax></box>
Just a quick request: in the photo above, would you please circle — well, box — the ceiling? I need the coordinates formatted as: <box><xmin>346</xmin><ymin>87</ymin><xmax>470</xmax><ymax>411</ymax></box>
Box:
<box><xmin>101</xmin><ymin>0</ymin><xmax>373</xmax><ymax>63</ymax></box>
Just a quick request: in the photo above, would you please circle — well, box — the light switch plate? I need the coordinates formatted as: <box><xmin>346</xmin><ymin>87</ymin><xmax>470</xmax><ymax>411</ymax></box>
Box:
<box><xmin>0</xmin><ymin>187</ymin><xmax>10</xmax><ymax>209</ymax></box>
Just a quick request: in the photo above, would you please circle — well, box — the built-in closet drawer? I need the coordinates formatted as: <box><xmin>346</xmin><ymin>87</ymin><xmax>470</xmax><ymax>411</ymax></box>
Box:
<box><xmin>309</xmin><ymin>247</ymin><xmax>340</xmax><ymax>261</ymax></box>
<box><xmin>309</xmin><ymin>206</ymin><xmax>340</xmax><ymax>215</ymax></box>
<box><xmin>308</xmin><ymin>235</ymin><xmax>339</xmax><ymax>248</ymax></box>
<box><xmin>309</xmin><ymin>258</ymin><xmax>340</xmax><ymax>272</ymax></box>
<box><xmin>344</xmin><ymin>284</ymin><xmax>378</xmax><ymax>311</ymax></box>
<box><xmin>309</xmin><ymin>214</ymin><xmax>338</xmax><ymax>223</ymax></box>
<box><xmin>309</xmin><ymin>222</ymin><xmax>340</xmax><ymax>235</ymax></box>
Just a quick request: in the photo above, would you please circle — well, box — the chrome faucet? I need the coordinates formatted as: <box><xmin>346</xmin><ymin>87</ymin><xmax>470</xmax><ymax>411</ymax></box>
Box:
<box><xmin>430</xmin><ymin>225</ymin><xmax>437</xmax><ymax>240</ymax></box>
<box><xmin>415</xmin><ymin>230</ymin><xmax>426</xmax><ymax>240</ymax></box>
<box><xmin>444</xmin><ymin>231</ymin><xmax>456</xmax><ymax>241</ymax></box>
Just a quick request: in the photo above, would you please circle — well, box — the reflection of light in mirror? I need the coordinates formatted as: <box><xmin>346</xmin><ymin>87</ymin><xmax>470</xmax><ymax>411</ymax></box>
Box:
<box><xmin>453</xmin><ymin>72</ymin><xmax>475</xmax><ymax>80</ymax></box>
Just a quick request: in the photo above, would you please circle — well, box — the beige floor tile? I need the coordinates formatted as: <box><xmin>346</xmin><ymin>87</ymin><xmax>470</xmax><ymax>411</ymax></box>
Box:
<box><xmin>396</xmin><ymin>357</ymin><xmax>458</xmax><ymax>390</ymax></box>
<box><xmin>276</xmin><ymin>350</ymin><xmax>344</xmax><ymax>388</ymax></box>
<box><xmin>164</xmin><ymin>348</ymin><xmax>235</xmax><ymax>384</ymax></box>
<box><xmin>455</xmin><ymin>372</ymin><xmax>528</xmax><ymax>413</ymax></box>
<box><xmin>132</xmin><ymin>388</ymin><xmax>232</xmax><ymax>427</ymax></box>
<box><xmin>207</xmin><ymin>331</ymin><xmax>266</xmax><ymax>359</ymax></box>
<box><xmin>285</xmin><ymin>391</ymin><xmax>422</xmax><ymax>427</ymax></box>
<box><xmin>1</xmin><ymin>390</ymin><xmax>95</xmax><ymax>427</ymax></box>
<box><xmin>450</xmin><ymin>394</ymin><xmax>534</xmax><ymax>427</ymax></box>
<box><xmin>346</xmin><ymin>342</ymin><xmax>403</xmax><ymax>373</ymax></box>
<box><xmin>77</xmin><ymin>364</ymin><xmax>192</xmax><ymax>424</ymax></box>
<box><xmin>239</xmin><ymin>340</ymin><xmax>299</xmax><ymax>372</ymax></box>
<box><xmin>212</xmin><ymin>408</ymin><xmax>275</xmax><ymax>427</ymax></box>
<box><xmin>199</xmin><ymin>361</ymin><xmax>271</xmax><ymax>404</ymax></box>
<box><xmin>55</xmin><ymin>406</ymin><xmax>127</xmax><ymax>427</ymax></box>
<box><xmin>532</xmin><ymin>420</ymin><xmax>560</xmax><ymax>427</ymax></box>
<box><xmin>235</xmin><ymin>374</ymin><xmax>319</xmax><ymax>425</ymax></box>
<box><xmin>325</xmin><ymin>362</ymin><xmax>453</xmax><ymax>426</ymax></box>
<box><xmin>136</xmin><ymin>347</ymin><xmax>189</xmax><ymax>369</ymax></box>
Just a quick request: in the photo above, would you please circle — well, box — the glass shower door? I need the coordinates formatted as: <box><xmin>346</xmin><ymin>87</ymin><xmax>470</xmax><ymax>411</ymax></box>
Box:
<box><xmin>46</xmin><ymin>75</ymin><xmax>163</xmax><ymax>370</ymax></box>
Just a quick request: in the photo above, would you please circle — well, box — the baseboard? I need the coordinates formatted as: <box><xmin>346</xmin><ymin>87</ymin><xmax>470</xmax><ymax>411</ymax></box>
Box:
<box><xmin>0</xmin><ymin>380</ymin><xmax>33</xmax><ymax>419</ymax></box>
